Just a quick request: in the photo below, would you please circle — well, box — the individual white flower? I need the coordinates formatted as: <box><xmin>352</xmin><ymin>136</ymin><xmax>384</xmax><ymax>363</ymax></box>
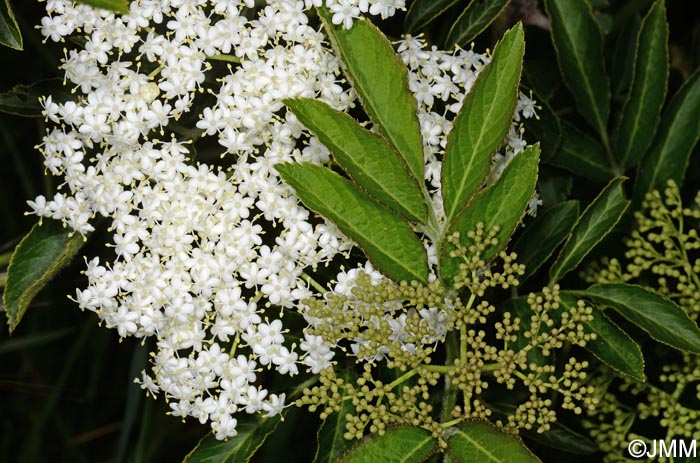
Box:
<box><xmin>330</xmin><ymin>0</ymin><xmax>360</xmax><ymax>29</ymax></box>
<box><xmin>262</xmin><ymin>393</ymin><xmax>286</xmax><ymax>417</ymax></box>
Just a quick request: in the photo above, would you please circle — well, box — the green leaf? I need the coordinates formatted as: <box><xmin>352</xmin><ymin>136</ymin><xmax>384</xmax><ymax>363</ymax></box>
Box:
<box><xmin>284</xmin><ymin>98</ymin><xmax>427</xmax><ymax>223</ymax></box>
<box><xmin>442</xmin><ymin>23</ymin><xmax>525</xmax><ymax>221</ymax></box>
<box><xmin>0</xmin><ymin>79</ymin><xmax>71</xmax><ymax>117</ymax></box>
<box><xmin>595</xmin><ymin>13</ymin><xmax>613</xmax><ymax>35</ymax></box>
<box><xmin>523</xmin><ymin>59</ymin><xmax>563</xmax><ymax>103</ymax></box>
<box><xmin>609</xmin><ymin>14</ymin><xmax>641</xmax><ymax>97</ymax></box>
<box><xmin>522</xmin><ymin>421</ymin><xmax>597</xmax><ymax>455</ymax></box>
<box><xmin>544</xmin><ymin>0</ymin><xmax>611</xmax><ymax>137</ymax></box>
<box><xmin>635</xmin><ymin>67</ymin><xmax>700</xmax><ymax>206</ymax></box>
<box><xmin>560</xmin><ymin>293</ymin><xmax>645</xmax><ymax>381</ymax></box>
<box><xmin>537</xmin><ymin>167</ymin><xmax>572</xmax><ymax>207</ymax></box>
<box><xmin>75</xmin><ymin>0</ymin><xmax>130</xmax><ymax>13</ymax></box>
<box><xmin>447</xmin><ymin>421</ymin><xmax>541</xmax><ymax>463</ymax></box>
<box><xmin>337</xmin><ymin>426</ymin><xmax>436</xmax><ymax>463</ymax></box>
<box><xmin>547</xmin><ymin>121</ymin><xmax>612</xmax><ymax>182</ymax></box>
<box><xmin>405</xmin><ymin>0</ymin><xmax>461</xmax><ymax>33</ymax></box>
<box><xmin>488</xmin><ymin>403</ymin><xmax>597</xmax><ymax>455</ymax></box>
<box><xmin>614</xmin><ymin>0</ymin><xmax>669</xmax><ymax>168</ymax></box>
<box><xmin>182</xmin><ymin>415</ymin><xmax>282</xmax><ymax>463</ymax></box>
<box><xmin>277</xmin><ymin>163</ymin><xmax>428</xmax><ymax>284</ymax></box>
<box><xmin>316</xmin><ymin>7</ymin><xmax>425</xmax><ymax>183</ymax></box>
<box><xmin>314</xmin><ymin>370</ymin><xmax>356</xmax><ymax>463</ymax></box>
<box><xmin>0</xmin><ymin>0</ymin><xmax>21</xmax><ymax>50</ymax></box>
<box><xmin>444</xmin><ymin>0</ymin><xmax>510</xmax><ymax>49</ymax></box>
<box><xmin>441</xmin><ymin>144</ymin><xmax>540</xmax><ymax>284</ymax></box>
<box><xmin>3</xmin><ymin>219</ymin><xmax>84</xmax><ymax>333</ymax></box>
<box><xmin>583</xmin><ymin>283</ymin><xmax>700</xmax><ymax>353</ymax></box>
<box><xmin>549</xmin><ymin>177</ymin><xmax>629</xmax><ymax>283</ymax></box>
<box><xmin>512</xmin><ymin>200</ymin><xmax>580</xmax><ymax>282</ymax></box>
<box><xmin>523</xmin><ymin>94</ymin><xmax>561</xmax><ymax>163</ymax></box>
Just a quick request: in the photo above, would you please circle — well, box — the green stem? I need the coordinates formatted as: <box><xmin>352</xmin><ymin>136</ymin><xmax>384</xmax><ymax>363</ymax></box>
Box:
<box><xmin>209</xmin><ymin>54</ymin><xmax>242</xmax><ymax>64</ymax></box>
<box><xmin>440</xmin><ymin>416</ymin><xmax>467</xmax><ymax>428</ymax></box>
<box><xmin>481</xmin><ymin>362</ymin><xmax>502</xmax><ymax>372</ymax></box>
<box><xmin>302</xmin><ymin>272</ymin><xmax>326</xmax><ymax>294</ymax></box>
<box><xmin>147</xmin><ymin>65</ymin><xmax>163</xmax><ymax>80</ymax></box>
<box><xmin>0</xmin><ymin>272</ymin><xmax>6</xmax><ymax>288</ymax></box>
<box><xmin>440</xmin><ymin>331</ymin><xmax>460</xmax><ymax>423</ymax></box>
<box><xmin>426</xmin><ymin>364</ymin><xmax>452</xmax><ymax>374</ymax></box>
<box><xmin>599</xmin><ymin>129</ymin><xmax>622</xmax><ymax>176</ymax></box>
<box><xmin>229</xmin><ymin>333</ymin><xmax>240</xmax><ymax>356</ymax></box>
<box><xmin>387</xmin><ymin>368</ymin><xmax>419</xmax><ymax>390</ymax></box>
<box><xmin>673</xmin><ymin>212</ymin><xmax>700</xmax><ymax>291</ymax></box>
<box><xmin>290</xmin><ymin>375</ymin><xmax>321</xmax><ymax>400</ymax></box>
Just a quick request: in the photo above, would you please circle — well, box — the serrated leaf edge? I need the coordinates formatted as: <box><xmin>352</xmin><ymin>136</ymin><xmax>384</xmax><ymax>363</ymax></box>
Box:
<box><xmin>3</xmin><ymin>221</ymin><xmax>84</xmax><ymax>332</ymax></box>
<box><xmin>549</xmin><ymin>177</ymin><xmax>629</xmax><ymax>283</ymax></box>
<box><xmin>316</xmin><ymin>7</ymin><xmax>425</xmax><ymax>184</ymax></box>
<box><xmin>583</xmin><ymin>283</ymin><xmax>700</xmax><ymax>354</ymax></box>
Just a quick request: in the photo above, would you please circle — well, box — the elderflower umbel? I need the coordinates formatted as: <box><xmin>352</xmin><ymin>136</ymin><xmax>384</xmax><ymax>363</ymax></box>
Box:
<box><xmin>30</xmin><ymin>0</ymin><xmax>536</xmax><ymax>438</ymax></box>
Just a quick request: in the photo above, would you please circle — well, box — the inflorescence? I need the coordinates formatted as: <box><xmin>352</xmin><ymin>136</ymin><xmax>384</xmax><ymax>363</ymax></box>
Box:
<box><xmin>30</xmin><ymin>0</ymin><xmax>538</xmax><ymax>438</ymax></box>
<box><xmin>584</xmin><ymin>181</ymin><xmax>700</xmax><ymax>461</ymax></box>
<box><xmin>298</xmin><ymin>226</ymin><xmax>597</xmax><ymax>446</ymax></box>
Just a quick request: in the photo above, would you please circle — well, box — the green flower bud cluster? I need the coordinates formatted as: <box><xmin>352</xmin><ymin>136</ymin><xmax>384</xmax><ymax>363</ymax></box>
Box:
<box><xmin>297</xmin><ymin>224</ymin><xmax>597</xmax><ymax>445</ymax></box>
<box><xmin>583</xmin><ymin>181</ymin><xmax>700</xmax><ymax>461</ymax></box>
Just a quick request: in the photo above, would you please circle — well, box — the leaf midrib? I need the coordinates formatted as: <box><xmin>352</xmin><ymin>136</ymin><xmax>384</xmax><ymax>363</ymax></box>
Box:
<box><xmin>620</xmin><ymin>8</ymin><xmax>666</xmax><ymax>166</ymax></box>
<box><xmin>551</xmin><ymin>0</ymin><xmax>606</xmax><ymax>134</ymax></box>
<box><xmin>645</xmin><ymin>76</ymin><xmax>700</xmax><ymax>193</ymax></box>
<box><xmin>399</xmin><ymin>435</ymin><xmax>434</xmax><ymax>463</ymax></box>
<box><xmin>551</xmin><ymin>183</ymin><xmax>627</xmax><ymax>281</ymax></box>
<box><xmin>592</xmin><ymin>292</ymin><xmax>697</xmax><ymax>344</ymax></box>
<box><xmin>323</xmin><ymin>115</ymin><xmax>424</xmax><ymax>221</ymax></box>
<box><xmin>453</xmin><ymin>429</ymin><xmax>502</xmax><ymax>462</ymax></box>
<box><xmin>446</xmin><ymin>65</ymin><xmax>507</xmax><ymax>218</ymax></box>
<box><xmin>295</xmin><ymin>174</ymin><xmax>424</xmax><ymax>282</ymax></box>
<box><xmin>328</xmin><ymin>19</ymin><xmax>422</xmax><ymax>180</ymax></box>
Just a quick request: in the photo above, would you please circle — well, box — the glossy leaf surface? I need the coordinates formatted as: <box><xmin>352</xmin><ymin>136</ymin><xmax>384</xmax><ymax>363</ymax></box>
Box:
<box><xmin>285</xmin><ymin>98</ymin><xmax>427</xmax><ymax>223</ymax></box>
<box><xmin>444</xmin><ymin>0</ymin><xmax>510</xmax><ymax>49</ymax></box>
<box><xmin>277</xmin><ymin>163</ymin><xmax>429</xmax><ymax>283</ymax></box>
<box><xmin>337</xmin><ymin>426</ymin><xmax>435</xmax><ymax>463</ymax></box>
<box><xmin>442</xmin><ymin>23</ymin><xmax>525</xmax><ymax>220</ymax></box>
<box><xmin>4</xmin><ymin>220</ymin><xmax>84</xmax><ymax>332</ymax></box>
<box><xmin>615</xmin><ymin>0</ymin><xmax>669</xmax><ymax>168</ymax></box>
<box><xmin>560</xmin><ymin>293</ymin><xmax>645</xmax><ymax>381</ymax></box>
<box><xmin>512</xmin><ymin>200</ymin><xmax>579</xmax><ymax>282</ymax></box>
<box><xmin>405</xmin><ymin>0</ymin><xmax>460</xmax><ymax>32</ymax></box>
<box><xmin>441</xmin><ymin>144</ymin><xmax>540</xmax><ymax>284</ymax></box>
<box><xmin>635</xmin><ymin>67</ymin><xmax>700</xmax><ymax>205</ymax></box>
<box><xmin>182</xmin><ymin>415</ymin><xmax>282</xmax><ymax>463</ymax></box>
<box><xmin>584</xmin><ymin>284</ymin><xmax>700</xmax><ymax>353</ymax></box>
<box><xmin>317</xmin><ymin>7</ymin><xmax>425</xmax><ymax>183</ymax></box>
<box><xmin>547</xmin><ymin>121</ymin><xmax>611</xmax><ymax>182</ymax></box>
<box><xmin>544</xmin><ymin>0</ymin><xmax>610</xmax><ymax>137</ymax></box>
<box><xmin>447</xmin><ymin>421</ymin><xmax>541</xmax><ymax>463</ymax></box>
<box><xmin>549</xmin><ymin>177</ymin><xmax>629</xmax><ymax>283</ymax></box>
<box><xmin>0</xmin><ymin>0</ymin><xmax>22</xmax><ymax>50</ymax></box>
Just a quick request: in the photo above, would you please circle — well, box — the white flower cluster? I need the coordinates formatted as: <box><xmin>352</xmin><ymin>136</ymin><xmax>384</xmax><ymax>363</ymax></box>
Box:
<box><xmin>30</xmin><ymin>0</ymin><xmax>535</xmax><ymax>439</ymax></box>
<box><xmin>396</xmin><ymin>34</ymin><xmax>538</xmax><ymax>198</ymax></box>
